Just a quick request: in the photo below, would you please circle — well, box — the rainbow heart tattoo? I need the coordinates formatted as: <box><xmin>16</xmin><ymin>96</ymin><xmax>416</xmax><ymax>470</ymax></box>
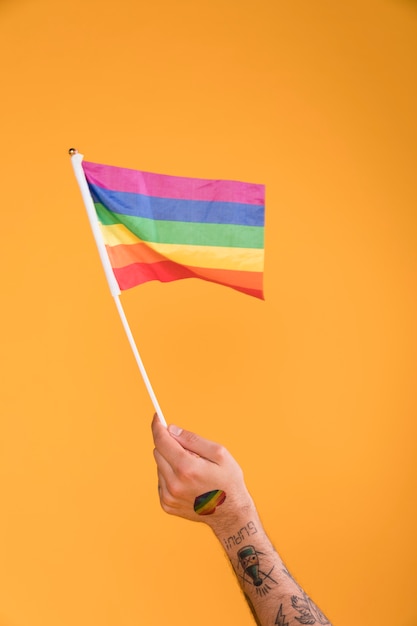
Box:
<box><xmin>194</xmin><ymin>490</ymin><xmax>226</xmax><ymax>515</ymax></box>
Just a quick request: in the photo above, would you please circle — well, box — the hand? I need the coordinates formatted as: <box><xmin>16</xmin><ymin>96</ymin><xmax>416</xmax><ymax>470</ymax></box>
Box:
<box><xmin>151</xmin><ymin>415</ymin><xmax>254</xmax><ymax>528</ymax></box>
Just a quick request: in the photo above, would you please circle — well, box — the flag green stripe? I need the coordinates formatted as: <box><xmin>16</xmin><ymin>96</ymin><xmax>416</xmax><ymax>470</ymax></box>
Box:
<box><xmin>95</xmin><ymin>202</ymin><xmax>264</xmax><ymax>249</ymax></box>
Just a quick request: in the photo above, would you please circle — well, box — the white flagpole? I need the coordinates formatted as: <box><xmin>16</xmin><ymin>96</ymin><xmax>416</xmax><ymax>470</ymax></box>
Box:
<box><xmin>69</xmin><ymin>149</ymin><xmax>167</xmax><ymax>427</ymax></box>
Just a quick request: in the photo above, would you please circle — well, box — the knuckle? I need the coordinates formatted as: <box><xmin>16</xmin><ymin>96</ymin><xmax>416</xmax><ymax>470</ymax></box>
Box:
<box><xmin>166</xmin><ymin>479</ymin><xmax>183</xmax><ymax>499</ymax></box>
<box><xmin>162</xmin><ymin>495</ymin><xmax>176</xmax><ymax>509</ymax></box>
<box><xmin>160</xmin><ymin>489</ymin><xmax>177</xmax><ymax>508</ymax></box>
<box><xmin>176</xmin><ymin>461</ymin><xmax>197</xmax><ymax>482</ymax></box>
<box><xmin>213</xmin><ymin>443</ymin><xmax>228</xmax><ymax>462</ymax></box>
<box><xmin>160</xmin><ymin>500</ymin><xmax>175</xmax><ymax>515</ymax></box>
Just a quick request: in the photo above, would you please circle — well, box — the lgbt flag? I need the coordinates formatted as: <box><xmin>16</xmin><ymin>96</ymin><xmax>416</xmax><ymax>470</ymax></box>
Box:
<box><xmin>81</xmin><ymin>160</ymin><xmax>265</xmax><ymax>299</ymax></box>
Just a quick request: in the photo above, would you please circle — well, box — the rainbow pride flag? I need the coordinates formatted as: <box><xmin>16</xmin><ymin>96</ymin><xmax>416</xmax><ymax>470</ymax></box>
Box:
<box><xmin>82</xmin><ymin>161</ymin><xmax>265</xmax><ymax>299</ymax></box>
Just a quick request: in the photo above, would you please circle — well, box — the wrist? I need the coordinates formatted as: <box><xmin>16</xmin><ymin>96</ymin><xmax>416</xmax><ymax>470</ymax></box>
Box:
<box><xmin>212</xmin><ymin>509</ymin><xmax>263</xmax><ymax>557</ymax></box>
<box><xmin>207</xmin><ymin>493</ymin><xmax>259</xmax><ymax>538</ymax></box>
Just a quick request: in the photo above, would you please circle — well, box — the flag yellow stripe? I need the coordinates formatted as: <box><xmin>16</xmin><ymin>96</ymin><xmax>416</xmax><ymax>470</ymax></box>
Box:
<box><xmin>100</xmin><ymin>223</ymin><xmax>264</xmax><ymax>272</ymax></box>
<box><xmin>100</xmin><ymin>223</ymin><xmax>140</xmax><ymax>246</ymax></box>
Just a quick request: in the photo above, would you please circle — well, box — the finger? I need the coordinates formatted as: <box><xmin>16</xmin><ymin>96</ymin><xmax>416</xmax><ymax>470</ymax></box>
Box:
<box><xmin>153</xmin><ymin>447</ymin><xmax>176</xmax><ymax>484</ymax></box>
<box><xmin>156</xmin><ymin>469</ymin><xmax>171</xmax><ymax>511</ymax></box>
<box><xmin>152</xmin><ymin>414</ymin><xmax>191</xmax><ymax>467</ymax></box>
<box><xmin>156</xmin><ymin>462</ymin><xmax>183</xmax><ymax>514</ymax></box>
<box><xmin>156</xmin><ymin>468</ymin><xmax>166</xmax><ymax>498</ymax></box>
<box><xmin>167</xmin><ymin>425</ymin><xmax>225</xmax><ymax>464</ymax></box>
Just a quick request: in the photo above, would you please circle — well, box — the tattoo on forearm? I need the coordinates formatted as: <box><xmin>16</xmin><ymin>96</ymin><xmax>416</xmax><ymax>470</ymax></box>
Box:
<box><xmin>237</xmin><ymin>545</ymin><xmax>277</xmax><ymax>596</ymax></box>
<box><xmin>223</xmin><ymin>520</ymin><xmax>258</xmax><ymax>550</ymax></box>
<box><xmin>275</xmin><ymin>604</ymin><xmax>289</xmax><ymax>626</ymax></box>
<box><xmin>291</xmin><ymin>593</ymin><xmax>330</xmax><ymax>625</ymax></box>
<box><xmin>282</xmin><ymin>568</ymin><xmax>330</xmax><ymax>624</ymax></box>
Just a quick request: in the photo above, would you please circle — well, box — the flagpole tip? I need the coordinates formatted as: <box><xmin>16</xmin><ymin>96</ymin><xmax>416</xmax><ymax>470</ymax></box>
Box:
<box><xmin>68</xmin><ymin>148</ymin><xmax>78</xmax><ymax>156</ymax></box>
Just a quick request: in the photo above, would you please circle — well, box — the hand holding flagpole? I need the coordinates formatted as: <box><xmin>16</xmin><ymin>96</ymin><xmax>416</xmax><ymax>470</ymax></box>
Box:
<box><xmin>69</xmin><ymin>148</ymin><xmax>167</xmax><ymax>427</ymax></box>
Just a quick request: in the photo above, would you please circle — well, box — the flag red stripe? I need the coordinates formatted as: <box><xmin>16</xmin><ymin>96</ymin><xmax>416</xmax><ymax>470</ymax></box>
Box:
<box><xmin>113</xmin><ymin>261</ymin><xmax>264</xmax><ymax>299</ymax></box>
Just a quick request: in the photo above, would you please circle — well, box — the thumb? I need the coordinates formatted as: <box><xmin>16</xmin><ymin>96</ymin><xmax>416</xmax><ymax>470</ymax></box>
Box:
<box><xmin>168</xmin><ymin>425</ymin><xmax>224</xmax><ymax>463</ymax></box>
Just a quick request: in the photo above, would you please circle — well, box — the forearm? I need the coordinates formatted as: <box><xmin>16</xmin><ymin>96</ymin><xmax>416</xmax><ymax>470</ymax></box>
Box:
<box><xmin>210</xmin><ymin>502</ymin><xmax>332</xmax><ymax>626</ymax></box>
<box><xmin>151</xmin><ymin>418</ymin><xmax>332</xmax><ymax>626</ymax></box>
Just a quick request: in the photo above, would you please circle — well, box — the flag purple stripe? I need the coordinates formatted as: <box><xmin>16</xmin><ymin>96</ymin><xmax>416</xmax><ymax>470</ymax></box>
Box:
<box><xmin>83</xmin><ymin>161</ymin><xmax>264</xmax><ymax>206</ymax></box>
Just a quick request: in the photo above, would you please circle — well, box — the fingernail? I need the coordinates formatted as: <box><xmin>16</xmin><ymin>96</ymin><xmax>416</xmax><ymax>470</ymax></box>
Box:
<box><xmin>168</xmin><ymin>424</ymin><xmax>183</xmax><ymax>436</ymax></box>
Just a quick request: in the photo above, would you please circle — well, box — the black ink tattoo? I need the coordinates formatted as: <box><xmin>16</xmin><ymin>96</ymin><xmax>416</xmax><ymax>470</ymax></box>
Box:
<box><xmin>291</xmin><ymin>593</ymin><xmax>330</xmax><ymax>625</ymax></box>
<box><xmin>223</xmin><ymin>520</ymin><xmax>258</xmax><ymax>550</ymax></box>
<box><xmin>275</xmin><ymin>603</ymin><xmax>289</xmax><ymax>626</ymax></box>
<box><xmin>237</xmin><ymin>545</ymin><xmax>277</xmax><ymax>595</ymax></box>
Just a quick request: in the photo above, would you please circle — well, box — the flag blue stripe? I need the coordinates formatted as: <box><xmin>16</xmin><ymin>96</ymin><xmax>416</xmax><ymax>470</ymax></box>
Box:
<box><xmin>88</xmin><ymin>184</ymin><xmax>265</xmax><ymax>227</ymax></box>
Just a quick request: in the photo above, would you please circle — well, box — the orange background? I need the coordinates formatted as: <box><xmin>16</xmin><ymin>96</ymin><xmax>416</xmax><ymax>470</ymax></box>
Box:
<box><xmin>1</xmin><ymin>1</ymin><xmax>416</xmax><ymax>625</ymax></box>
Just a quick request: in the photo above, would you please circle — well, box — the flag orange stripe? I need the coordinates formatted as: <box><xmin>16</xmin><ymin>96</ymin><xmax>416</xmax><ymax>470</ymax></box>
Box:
<box><xmin>107</xmin><ymin>244</ymin><xmax>263</xmax><ymax>290</ymax></box>
<box><xmin>106</xmin><ymin>242</ymin><xmax>165</xmax><ymax>267</ymax></box>
<box><xmin>190</xmin><ymin>266</ymin><xmax>263</xmax><ymax>291</ymax></box>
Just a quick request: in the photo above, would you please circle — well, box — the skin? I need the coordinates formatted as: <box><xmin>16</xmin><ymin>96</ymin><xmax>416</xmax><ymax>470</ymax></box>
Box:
<box><xmin>151</xmin><ymin>415</ymin><xmax>332</xmax><ymax>626</ymax></box>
